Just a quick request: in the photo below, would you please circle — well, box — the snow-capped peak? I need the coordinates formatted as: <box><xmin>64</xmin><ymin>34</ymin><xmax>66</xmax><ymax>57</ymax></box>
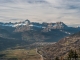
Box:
<box><xmin>1</xmin><ymin>20</ymin><xmax>30</xmax><ymax>27</ymax></box>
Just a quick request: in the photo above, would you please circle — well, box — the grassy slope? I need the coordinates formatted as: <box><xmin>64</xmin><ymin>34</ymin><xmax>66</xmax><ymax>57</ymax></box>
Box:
<box><xmin>0</xmin><ymin>49</ymin><xmax>41</xmax><ymax>60</ymax></box>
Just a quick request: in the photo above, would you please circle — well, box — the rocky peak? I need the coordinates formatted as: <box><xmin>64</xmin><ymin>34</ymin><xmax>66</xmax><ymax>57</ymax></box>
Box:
<box><xmin>53</xmin><ymin>22</ymin><xmax>68</xmax><ymax>29</ymax></box>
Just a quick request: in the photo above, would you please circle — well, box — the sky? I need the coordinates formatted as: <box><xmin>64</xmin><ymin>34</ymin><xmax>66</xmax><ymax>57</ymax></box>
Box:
<box><xmin>0</xmin><ymin>0</ymin><xmax>80</xmax><ymax>26</ymax></box>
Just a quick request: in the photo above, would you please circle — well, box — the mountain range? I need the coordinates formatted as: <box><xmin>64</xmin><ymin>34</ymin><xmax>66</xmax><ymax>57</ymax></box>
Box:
<box><xmin>0</xmin><ymin>19</ymin><xmax>80</xmax><ymax>32</ymax></box>
<box><xmin>0</xmin><ymin>20</ymin><xmax>80</xmax><ymax>50</ymax></box>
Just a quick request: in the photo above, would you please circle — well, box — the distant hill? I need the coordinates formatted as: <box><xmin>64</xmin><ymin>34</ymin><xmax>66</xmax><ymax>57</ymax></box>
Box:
<box><xmin>39</xmin><ymin>32</ymin><xmax>80</xmax><ymax>60</ymax></box>
<box><xmin>0</xmin><ymin>36</ymin><xmax>30</xmax><ymax>51</ymax></box>
<box><xmin>21</xmin><ymin>30</ymin><xmax>68</xmax><ymax>42</ymax></box>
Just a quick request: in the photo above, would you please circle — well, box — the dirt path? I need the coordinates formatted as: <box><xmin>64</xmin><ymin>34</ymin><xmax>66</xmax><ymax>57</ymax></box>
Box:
<box><xmin>36</xmin><ymin>48</ymin><xmax>44</xmax><ymax>60</ymax></box>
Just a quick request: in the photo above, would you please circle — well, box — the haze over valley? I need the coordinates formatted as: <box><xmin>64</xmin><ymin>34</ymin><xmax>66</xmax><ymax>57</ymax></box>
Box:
<box><xmin>0</xmin><ymin>20</ymin><xmax>80</xmax><ymax>60</ymax></box>
<box><xmin>0</xmin><ymin>0</ymin><xmax>80</xmax><ymax>60</ymax></box>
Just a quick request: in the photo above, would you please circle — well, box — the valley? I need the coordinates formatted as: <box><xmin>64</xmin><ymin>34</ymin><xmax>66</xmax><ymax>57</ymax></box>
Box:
<box><xmin>0</xmin><ymin>0</ymin><xmax>80</xmax><ymax>60</ymax></box>
<box><xmin>0</xmin><ymin>20</ymin><xmax>80</xmax><ymax>60</ymax></box>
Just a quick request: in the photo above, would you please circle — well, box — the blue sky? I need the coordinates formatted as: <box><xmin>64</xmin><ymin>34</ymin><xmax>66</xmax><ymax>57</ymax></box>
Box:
<box><xmin>0</xmin><ymin>0</ymin><xmax>80</xmax><ymax>26</ymax></box>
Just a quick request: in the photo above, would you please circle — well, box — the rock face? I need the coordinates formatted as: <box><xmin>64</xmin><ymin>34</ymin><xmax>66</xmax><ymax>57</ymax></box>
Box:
<box><xmin>40</xmin><ymin>32</ymin><xmax>80</xmax><ymax>60</ymax></box>
<box><xmin>53</xmin><ymin>22</ymin><xmax>68</xmax><ymax>29</ymax></box>
<box><xmin>42</xmin><ymin>22</ymin><xmax>68</xmax><ymax>32</ymax></box>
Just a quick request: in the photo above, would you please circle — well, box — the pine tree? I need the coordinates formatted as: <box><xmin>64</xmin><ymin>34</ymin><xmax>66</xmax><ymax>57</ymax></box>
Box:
<box><xmin>73</xmin><ymin>50</ymin><xmax>78</xmax><ymax>60</ymax></box>
<box><xmin>67</xmin><ymin>50</ymin><xmax>78</xmax><ymax>60</ymax></box>
<box><xmin>67</xmin><ymin>49</ymin><xmax>74</xmax><ymax>60</ymax></box>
